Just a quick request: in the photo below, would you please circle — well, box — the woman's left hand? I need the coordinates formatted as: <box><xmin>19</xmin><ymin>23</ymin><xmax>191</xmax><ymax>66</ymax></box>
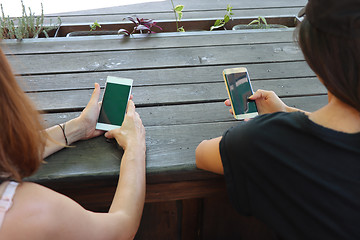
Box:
<box><xmin>77</xmin><ymin>83</ymin><xmax>104</xmax><ymax>140</ymax></box>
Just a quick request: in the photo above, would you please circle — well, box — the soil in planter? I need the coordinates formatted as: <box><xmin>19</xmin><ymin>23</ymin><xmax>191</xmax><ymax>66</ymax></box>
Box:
<box><xmin>232</xmin><ymin>24</ymin><xmax>288</xmax><ymax>30</ymax></box>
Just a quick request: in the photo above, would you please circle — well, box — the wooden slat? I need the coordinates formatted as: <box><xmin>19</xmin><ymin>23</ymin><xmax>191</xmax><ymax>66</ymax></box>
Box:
<box><xmin>7</xmin><ymin>42</ymin><xmax>303</xmax><ymax>75</ymax></box>
<box><xmin>201</xmin><ymin>195</ymin><xmax>276</xmax><ymax>240</ymax></box>
<box><xmin>2</xmin><ymin>30</ymin><xmax>295</xmax><ymax>55</ymax></box>
<box><xmin>30</xmin><ymin>121</ymin><xmax>237</xmax><ymax>182</ymax></box>
<box><xmin>43</xmin><ymin>8</ymin><xmax>302</xmax><ymax>25</ymax></box>
<box><xmin>41</xmin><ymin>95</ymin><xmax>328</xmax><ymax>128</ymax></box>
<box><xmin>18</xmin><ymin>61</ymin><xmax>315</xmax><ymax>92</ymax></box>
<box><xmin>45</xmin><ymin>0</ymin><xmax>306</xmax><ymax>16</ymax></box>
<box><xmin>135</xmin><ymin>201</ymin><xmax>179</xmax><ymax>239</ymax></box>
<box><xmin>28</xmin><ymin>77</ymin><xmax>326</xmax><ymax>112</ymax></box>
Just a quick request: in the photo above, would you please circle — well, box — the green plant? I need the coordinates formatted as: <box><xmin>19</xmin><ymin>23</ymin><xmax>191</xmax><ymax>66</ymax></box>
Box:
<box><xmin>0</xmin><ymin>0</ymin><xmax>61</xmax><ymax>40</ymax></box>
<box><xmin>171</xmin><ymin>0</ymin><xmax>185</xmax><ymax>32</ymax></box>
<box><xmin>248</xmin><ymin>16</ymin><xmax>269</xmax><ymax>29</ymax></box>
<box><xmin>90</xmin><ymin>20</ymin><xmax>101</xmax><ymax>31</ymax></box>
<box><xmin>210</xmin><ymin>4</ymin><xmax>234</xmax><ymax>31</ymax></box>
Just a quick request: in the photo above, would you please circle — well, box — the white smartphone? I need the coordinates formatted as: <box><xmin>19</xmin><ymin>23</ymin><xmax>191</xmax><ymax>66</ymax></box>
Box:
<box><xmin>95</xmin><ymin>76</ymin><xmax>133</xmax><ymax>131</ymax></box>
<box><xmin>223</xmin><ymin>67</ymin><xmax>258</xmax><ymax>120</ymax></box>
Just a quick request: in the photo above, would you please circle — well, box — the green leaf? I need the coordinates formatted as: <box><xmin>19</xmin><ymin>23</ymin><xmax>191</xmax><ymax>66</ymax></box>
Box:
<box><xmin>174</xmin><ymin>5</ymin><xmax>184</xmax><ymax>12</ymax></box>
<box><xmin>214</xmin><ymin>19</ymin><xmax>221</xmax><ymax>26</ymax></box>
<box><xmin>248</xmin><ymin>19</ymin><xmax>259</xmax><ymax>26</ymax></box>
<box><xmin>178</xmin><ymin>12</ymin><xmax>183</xmax><ymax>21</ymax></box>
<box><xmin>94</xmin><ymin>21</ymin><xmax>101</xmax><ymax>28</ymax></box>
<box><xmin>260</xmin><ymin>16</ymin><xmax>267</xmax><ymax>25</ymax></box>
<box><xmin>226</xmin><ymin>4</ymin><xmax>232</xmax><ymax>12</ymax></box>
<box><xmin>224</xmin><ymin>15</ymin><xmax>230</xmax><ymax>23</ymax></box>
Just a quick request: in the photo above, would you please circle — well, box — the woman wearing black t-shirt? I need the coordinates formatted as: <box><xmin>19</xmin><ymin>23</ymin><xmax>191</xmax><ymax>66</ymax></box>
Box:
<box><xmin>196</xmin><ymin>0</ymin><xmax>360</xmax><ymax>239</ymax></box>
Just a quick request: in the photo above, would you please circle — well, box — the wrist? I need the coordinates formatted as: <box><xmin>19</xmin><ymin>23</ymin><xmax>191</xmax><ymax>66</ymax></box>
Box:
<box><xmin>285</xmin><ymin>105</ymin><xmax>296</xmax><ymax>113</ymax></box>
<box><xmin>62</xmin><ymin>117</ymin><xmax>87</xmax><ymax>145</ymax></box>
<box><xmin>124</xmin><ymin>141</ymin><xmax>146</xmax><ymax>154</ymax></box>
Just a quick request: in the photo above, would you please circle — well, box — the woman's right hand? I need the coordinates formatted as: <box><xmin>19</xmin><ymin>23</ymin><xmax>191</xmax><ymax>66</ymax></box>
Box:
<box><xmin>249</xmin><ymin>89</ymin><xmax>288</xmax><ymax>115</ymax></box>
<box><xmin>104</xmin><ymin>100</ymin><xmax>146</xmax><ymax>152</ymax></box>
<box><xmin>224</xmin><ymin>89</ymin><xmax>288</xmax><ymax>115</ymax></box>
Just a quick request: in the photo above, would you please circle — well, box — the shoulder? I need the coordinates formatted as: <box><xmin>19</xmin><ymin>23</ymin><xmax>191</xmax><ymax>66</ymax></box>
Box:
<box><xmin>0</xmin><ymin>182</ymin><xmax>67</xmax><ymax>238</ymax></box>
<box><xmin>223</xmin><ymin>111</ymin><xmax>306</xmax><ymax>139</ymax></box>
<box><xmin>220</xmin><ymin>112</ymin><xmax>308</xmax><ymax>160</ymax></box>
<box><xmin>0</xmin><ymin>182</ymin><xmax>129</xmax><ymax>240</ymax></box>
<box><xmin>0</xmin><ymin>182</ymin><xmax>98</xmax><ymax>239</ymax></box>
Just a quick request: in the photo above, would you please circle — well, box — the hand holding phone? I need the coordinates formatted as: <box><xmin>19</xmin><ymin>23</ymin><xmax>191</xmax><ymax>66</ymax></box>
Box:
<box><xmin>96</xmin><ymin>76</ymin><xmax>133</xmax><ymax>131</ymax></box>
<box><xmin>223</xmin><ymin>67</ymin><xmax>258</xmax><ymax>120</ymax></box>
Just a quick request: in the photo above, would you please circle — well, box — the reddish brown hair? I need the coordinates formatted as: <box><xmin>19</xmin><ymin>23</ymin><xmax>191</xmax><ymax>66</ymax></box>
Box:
<box><xmin>0</xmin><ymin>47</ymin><xmax>46</xmax><ymax>181</ymax></box>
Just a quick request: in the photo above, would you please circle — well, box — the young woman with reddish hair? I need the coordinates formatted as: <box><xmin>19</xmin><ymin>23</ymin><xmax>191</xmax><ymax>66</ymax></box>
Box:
<box><xmin>196</xmin><ymin>0</ymin><xmax>360</xmax><ymax>239</ymax></box>
<box><xmin>0</xmin><ymin>46</ymin><xmax>146</xmax><ymax>239</ymax></box>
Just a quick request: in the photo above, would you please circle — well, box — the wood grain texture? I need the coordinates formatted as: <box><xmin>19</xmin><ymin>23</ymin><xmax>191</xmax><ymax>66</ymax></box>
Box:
<box><xmin>42</xmin><ymin>8</ymin><xmax>302</xmax><ymax>25</ymax></box>
<box><xmin>14</xmin><ymin>28</ymin><xmax>326</xmax><ymax>185</ymax></box>
<box><xmin>201</xmin><ymin>195</ymin><xmax>277</xmax><ymax>240</ymax></box>
<box><xmin>7</xmin><ymin>42</ymin><xmax>303</xmax><ymax>75</ymax></box>
<box><xmin>18</xmin><ymin>61</ymin><xmax>314</xmax><ymax>92</ymax></box>
<box><xmin>41</xmin><ymin>95</ymin><xmax>328</xmax><ymax>128</ymax></box>
<box><xmin>3</xmin><ymin>30</ymin><xmax>295</xmax><ymax>55</ymax></box>
<box><xmin>44</xmin><ymin>0</ymin><xmax>306</xmax><ymax>16</ymax></box>
<box><xmin>28</xmin><ymin>78</ymin><xmax>325</xmax><ymax>112</ymax></box>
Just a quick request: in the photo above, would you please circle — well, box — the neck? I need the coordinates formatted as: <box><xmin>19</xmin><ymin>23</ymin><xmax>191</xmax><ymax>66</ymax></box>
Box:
<box><xmin>309</xmin><ymin>92</ymin><xmax>360</xmax><ymax>133</ymax></box>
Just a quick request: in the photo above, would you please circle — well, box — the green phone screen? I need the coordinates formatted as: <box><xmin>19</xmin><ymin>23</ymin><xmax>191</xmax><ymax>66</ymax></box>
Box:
<box><xmin>226</xmin><ymin>71</ymin><xmax>257</xmax><ymax>115</ymax></box>
<box><xmin>98</xmin><ymin>82</ymin><xmax>131</xmax><ymax>126</ymax></box>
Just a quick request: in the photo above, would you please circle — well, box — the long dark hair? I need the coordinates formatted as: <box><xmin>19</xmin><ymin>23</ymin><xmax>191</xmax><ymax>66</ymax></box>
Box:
<box><xmin>0</xmin><ymin>47</ymin><xmax>46</xmax><ymax>181</ymax></box>
<box><xmin>297</xmin><ymin>18</ymin><xmax>360</xmax><ymax>111</ymax></box>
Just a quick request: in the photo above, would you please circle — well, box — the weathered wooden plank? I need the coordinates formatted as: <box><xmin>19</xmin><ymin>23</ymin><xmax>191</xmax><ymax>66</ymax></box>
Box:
<box><xmin>45</xmin><ymin>0</ymin><xmax>306</xmax><ymax>16</ymax></box>
<box><xmin>19</xmin><ymin>61</ymin><xmax>315</xmax><ymax>92</ymax></box>
<box><xmin>43</xmin><ymin>7</ymin><xmax>302</xmax><ymax>25</ymax></box>
<box><xmin>7</xmin><ymin>42</ymin><xmax>303</xmax><ymax>75</ymax></box>
<box><xmin>28</xmin><ymin>78</ymin><xmax>326</xmax><ymax>112</ymax></box>
<box><xmin>30</xmin><ymin>121</ymin><xmax>237</xmax><ymax>182</ymax></box>
<box><xmin>2</xmin><ymin>30</ymin><xmax>295</xmax><ymax>55</ymax></box>
<box><xmin>181</xmin><ymin>198</ymin><xmax>203</xmax><ymax>240</ymax></box>
<box><xmin>145</xmin><ymin>180</ymin><xmax>226</xmax><ymax>202</ymax></box>
<box><xmin>41</xmin><ymin>95</ymin><xmax>328</xmax><ymax>128</ymax></box>
<box><xmin>135</xmin><ymin>201</ymin><xmax>179</xmax><ymax>239</ymax></box>
<box><xmin>201</xmin><ymin>195</ymin><xmax>276</xmax><ymax>240</ymax></box>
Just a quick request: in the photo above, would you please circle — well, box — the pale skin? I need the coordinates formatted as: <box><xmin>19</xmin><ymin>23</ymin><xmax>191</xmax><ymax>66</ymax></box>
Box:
<box><xmin>0</xmin><ymin>83</ymin><xmax>146</xmax><ymax>240</ymax></box>
<box><xmin>196</xmin><ymin>85</ymin><xmax>360</xmax><ymax>174</ymax></box>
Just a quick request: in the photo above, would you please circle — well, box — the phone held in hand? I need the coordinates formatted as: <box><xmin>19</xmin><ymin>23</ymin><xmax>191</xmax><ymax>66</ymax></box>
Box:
<box><xmin>223</xmin><ymin>67</ymin><xmax>258</xmax><ymax>120</ymax></box>
<box><xmin>95</xmin><ymin>76</ymin><xmax>133</xmax><ymax>131</ymax></box>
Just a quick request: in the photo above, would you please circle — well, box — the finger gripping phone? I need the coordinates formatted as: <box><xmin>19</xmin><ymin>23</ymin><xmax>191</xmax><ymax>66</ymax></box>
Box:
<box><xmin>95</xmin><ymin>76</ymin><xmax>133</xmax><ymax>131</ymax></box>
<box><xmin>223</xmin><ymin>67</ymin><xmax>258</xmax><ymax>120</ymax></box>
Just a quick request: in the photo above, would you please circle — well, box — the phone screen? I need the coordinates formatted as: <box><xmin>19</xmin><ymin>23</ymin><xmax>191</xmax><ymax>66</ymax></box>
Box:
<box><xmin>98</xmin><ymin>82</ymin><xmax>131</xmax><ymax>127</ymax></box>
<box><xmin>224</xmin><ymin>69</ymin><xmax>258</xmax><ymax>119</ymax></box>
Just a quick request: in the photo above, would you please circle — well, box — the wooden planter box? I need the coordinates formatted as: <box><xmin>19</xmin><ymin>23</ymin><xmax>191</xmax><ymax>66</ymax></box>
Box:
<box><xmin>52</xmin><ymin>16</ymin><xmax>299</xmax><ymax>37</ymax></box>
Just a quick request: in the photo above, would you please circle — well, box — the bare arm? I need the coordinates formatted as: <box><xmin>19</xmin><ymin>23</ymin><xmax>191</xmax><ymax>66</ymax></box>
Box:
<box><xmin>43</xmin><ymin>83</ymin><xmax>103</xmax><ymax>158</ymax></box>
<box><xmin>104</xmin><ymin>100</ymin><xmax>146</xmax><ymax>234</ymax></box>
<box><xmin>4</xmin><ymin>100</ymin><xmax>146</xmax><ymax>240</ymax></box>
<box><xmin>195</xmin><ymin>137</ymin><xmax>224</xmax><ymax>174</ymax></box>
<box><xmin>197</xmin><ymin>89</ymin><xmax>311</xmax><ymax>175</ymax></box>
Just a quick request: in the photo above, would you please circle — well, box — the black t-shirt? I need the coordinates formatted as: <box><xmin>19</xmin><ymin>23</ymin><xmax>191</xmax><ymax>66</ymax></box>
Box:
<box><xmin>219</xmin><ymin>111</ymin><xmax>360</xmax><ymax>240</ymax></box>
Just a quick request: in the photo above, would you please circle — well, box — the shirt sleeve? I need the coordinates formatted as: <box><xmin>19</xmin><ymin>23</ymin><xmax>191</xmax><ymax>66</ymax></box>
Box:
<box><xmin>219</xmin><ymin>125</ymin><xmax>252</xmax><ymax>216</ymax></box>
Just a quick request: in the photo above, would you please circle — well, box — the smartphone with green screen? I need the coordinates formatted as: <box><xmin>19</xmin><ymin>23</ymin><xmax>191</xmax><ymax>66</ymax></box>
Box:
<box><xmin>95</xmin><ymin>76</ymin><xmax>133</xmax><ymax>131</ymax></box>
<box><xmin>223</xmin><ymin>67</ymin><xmax>258</xmax><ymax>120</ymax></box>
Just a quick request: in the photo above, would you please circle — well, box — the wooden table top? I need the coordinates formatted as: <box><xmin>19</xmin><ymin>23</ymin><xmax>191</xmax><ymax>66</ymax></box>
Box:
<box><xmin>1</xmin><ymin>26</ymin><xmax>325</xmax><ymax>185</ymax></box>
